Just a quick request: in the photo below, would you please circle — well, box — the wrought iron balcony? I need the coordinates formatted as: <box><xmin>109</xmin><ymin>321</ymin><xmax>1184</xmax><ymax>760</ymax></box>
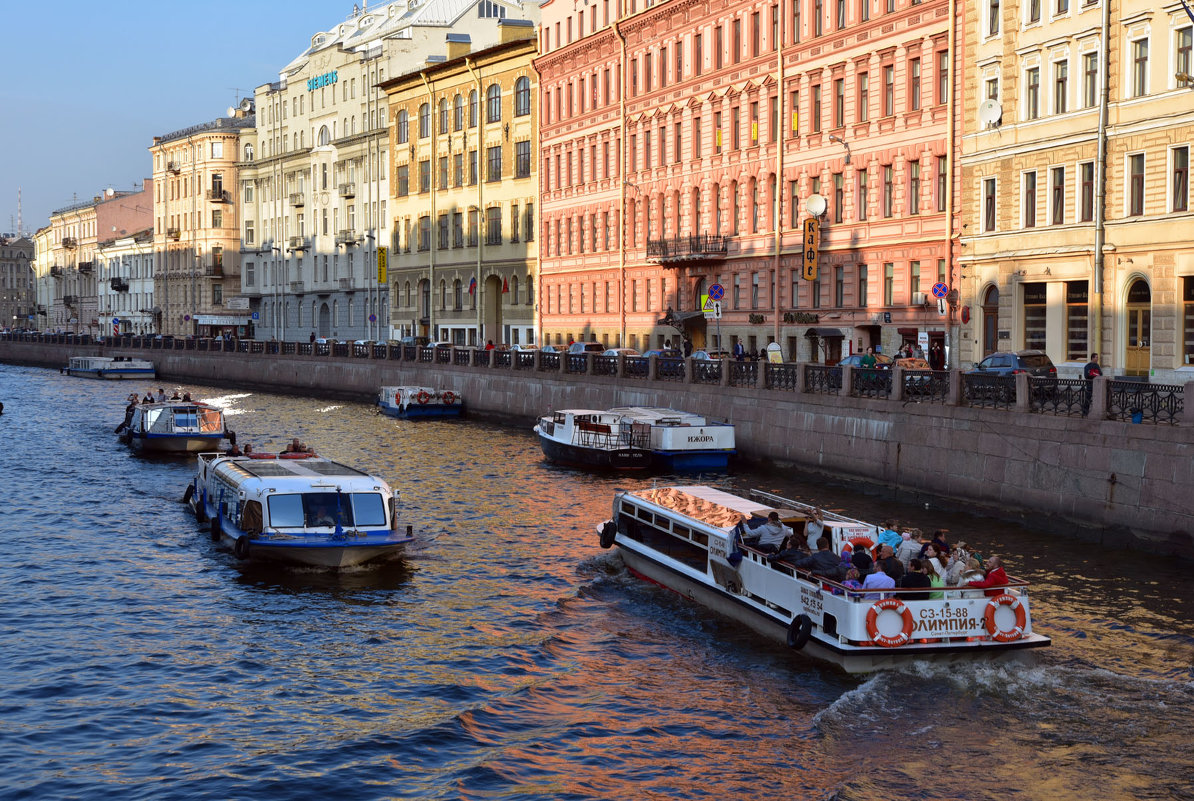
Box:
<box><xmin>335</xmin><ymin>230</ymin><xmax>358</xmax><ymax>246</ymax></box>
<box><xmin>62</xmin><ymin>237</ymin><xmax>77</xmax><ymax>249</ymax></box>
<box><xmin>289</xmin><ymin>281</ymin><xmax>305</xmax><ymax>293</ymax></box>
<box><xmin>338</xmin><ymin>182</ymin><xmax>356</xmax><ymax>198</ymax></box>
<box><xmin>205</xmin><ymin>264</ymin><xmax>224</xmax><ymax>277</ymax></box>
<box><xmin>167</xmin><ymin>160</ymin><xmax>181</xmax><ymax>174</ymax></box>
<box><xmin>111</xmin><ymin>278</ymin><xmax>130</xmax><ymax>292</ymax></box>
<box><xmin>338</xmin><ymin>277</ymin><xmax>354</xmax><ymax>290</ymax></box>
<box><xmin>50</xmin><ymin>265</ymin><xmax>64</xmax><ymax>278</ymax></box>
<box><xmin>63</xmin><ymin>295</ymin><xmax>76</xmax><ymax>306</ymax></box>
<box><xmin>289</xmin><ymin>192</ymin><xmax>305</xmax><ymax>207</ymax></box>
<box><xmin>206</xmin><ymin>189</ymin><xmax>231</xmax><ymax>203</ymax></box>
<box><xmin>167</xmin><ymin>228</ymin><xmax>181</xmax><ymax>240</ymax></box>
<box><xmin>646</xmin><ymin>234</ymin><xmax>729</xmax><ymax>265</ymax></box>
<box><xmin>77</xmin><ymin>261</ymin><xmax>94</xmax><ymax>274</ymax></box>
<box><xmin>288</xmin><ymin>236</ymin><xmax>309</xmax><ymax>251</ymax></box>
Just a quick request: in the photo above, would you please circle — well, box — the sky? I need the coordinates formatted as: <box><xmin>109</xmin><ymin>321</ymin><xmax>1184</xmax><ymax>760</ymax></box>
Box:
<box><xmin>0</xmin><ymin>0</ymin><xmax>380</xmax><ymax>236</ymax></box>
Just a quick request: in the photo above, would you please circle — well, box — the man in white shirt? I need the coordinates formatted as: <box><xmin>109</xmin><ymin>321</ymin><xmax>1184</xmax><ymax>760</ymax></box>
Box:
<box><xmin>805</xmin><ymin>508</ymin><xmax>825</xmax><ymax>551</ymax></box>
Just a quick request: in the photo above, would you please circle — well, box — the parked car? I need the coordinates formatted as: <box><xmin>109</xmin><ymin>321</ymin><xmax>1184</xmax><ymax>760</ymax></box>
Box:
<box><xmin>567</xmin><ymin>341</ymin><xmax>606</xmax><ymax>354</ymax></box>
<box><xmin>601</xmin><ymin>348</ymin><xmax>640</xmax><ymax>357</ymax></box>
<box><xmin>691</xmin><ymin>350</ymin><xmax>731</xmax><ymax>360</ymax></box>
<box><xmin>510</xmin><ymin>343</ymin><xmax>539</xmax><ymax>352</ymax></box>
<box><xmin>642</xmin><ymin>348</ymin><xmax>683</xmax><ymax>359</ymax></box>
<box><xmin>836</xmin><ymin>353</ymin><xmax>894</xmax><ymax>369</ymax></box>
<box><xmin>398</xmin><ymin>335</ymin><xmax>429</xmax><ymax>348</ymax></box>
<box><xmin>539</xmin><ymin>344</ymin><xmax>559</xmax><ymax>353</ymax></box>
<box><xmin>965</xmin><ymin>349</ymin><xmax>1057</xmax><ymax>377</ymax></box>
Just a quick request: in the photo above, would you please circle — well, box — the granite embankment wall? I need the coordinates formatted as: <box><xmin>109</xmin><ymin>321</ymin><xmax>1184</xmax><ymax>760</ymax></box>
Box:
<box><xmin>5</xmin><ymin>340</ymin><xmax>1191</xmax><ymax>558</ymax></box>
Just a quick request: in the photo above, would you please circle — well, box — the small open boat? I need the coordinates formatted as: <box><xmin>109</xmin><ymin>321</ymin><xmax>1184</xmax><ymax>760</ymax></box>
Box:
<box><xmin>119</xmin><ymin>400</ymin><xmax>231</xmax><ymax>453</ymax></box>
<box><xmin>186</xmin><ymin>448</ymin><xmax>414</xmax><ymax>568</ymax></box>
<box><xmin>378</xmin><ymin>386</ymin><xmax>464</xmax><ymax>419</ymax></box>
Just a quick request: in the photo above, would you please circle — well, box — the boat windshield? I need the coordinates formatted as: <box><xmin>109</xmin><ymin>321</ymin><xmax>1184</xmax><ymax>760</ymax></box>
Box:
<box><xmin>266</xmin><ymin>492</ymin><xmax>387</xmax><ymax>528</ymax></box>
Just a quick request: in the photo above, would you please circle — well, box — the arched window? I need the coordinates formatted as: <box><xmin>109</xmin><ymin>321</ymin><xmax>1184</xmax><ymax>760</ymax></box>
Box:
<box><xmin>404</xmin><ymin>281</ymin><xmax>411</xmax><ymax>307</ymax></box>
<box><xmin>439</xmin><ymin>279</ymin><xmax>447</xmax><ymax>310</ymax></box>
<box><xmin>486</xmin><ymin>84</ymin><xmax>502</xmax><ymax>123</ymax></box>
<box><xmin>396</xmin><ymin>110</ymin><xmax>409</xmax><ymax>144</ymax></box>
<box><xmin>419</xmin><ymin>103</ymin><xmax>431</xmax><ymax>138</ymax></box>
<box><xmin>469</xmin><ymin>90</ymin><xmax>478</xmax><ymax>127</ymax></box>
<box><xmin>439</xmin><ymin>99</ymin><xmax>449</xmax><ymax>135</ymax></box>
<box><xmin>525</xmin><ymin>274</ymin><xmax>533</xmax><ymax>307</ymax></box>
<box><xmin>510</xmin><ymin>275</ymin><xmax>519</xmax><ymax>305</ymax></box>
<box><xmin>318</xmin><ymin>125</ymin><xmax>331</xmax><ymax>146</ymax></box>
<box><xmin>454</xmin><ymin>279</ymin><xmax>462</xmax><ymax>310</ymax></box>
<box><xmin>453</xmin><ymin>94</ymin><xmax>463</xmax><ymax>131</ymax></box>
<box><xmin>243</xmin><ymin>143</ymin><xmax>254</xmax><ymax>161</ymax></box>
<box><xmin>515</xmin><ymin>77</ymin><xmax>531</xmax><ymax>116</ymax></box>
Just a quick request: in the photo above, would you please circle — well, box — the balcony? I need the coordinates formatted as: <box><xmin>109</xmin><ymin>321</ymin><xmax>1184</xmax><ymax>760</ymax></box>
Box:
<box><xmin>240</xmin><ymin>286</ymin><xmax>263</xmax><ymax>298</ymax></box>
<box><xmin>289</xmin><ymin>281</ymin><xmax>305</xmax><ymax>293</ymax></box>
<box><xmin>646</xmin><ymin>234</ymin><xmax>730</xmax><ymax>265</ymax></box>
<box><xmin>62</xmin><ymin>237</ymin><xmax>77</xmax><ymax>249</ymax></box>
<box><xmin>288</xmin><ymin>236</ymin><xmax>309</xmax><ymax>252</ymax></box>
<box><xmin>335</xmin><ymin>230</ymin><xmax>358</xmax><ymax>247</ymax></box>
<box><xmin>77</xmin><ymin>261</ymin><xmax>94</xmax><ymax>274</ymax></box>
<box><xmin>50</xmin><ymin>265</ymin><xmax>64</xmax><ymax>278</ymax></box>
<box><xmin>206</xmin><ymin>189</ymin><xmax>231</xmax><ymax>203</ymax></box>
<box><xmin>167</xmin><ymin>160</ymin><xmax>181</xmax><ymax>174</ymax></box>
<box><xmin>63</xmin><ymin>295</ymin><xmax>76</xmax><ymax>307</ymax></box>
<box><xmin>338</xmin><ymin>182</ymin><xmax>356</xmax><ymax>198</ymax></box>
<box><xmin>289</xmin><ymin>192</ymin><xmax>305</xmax><ymax>207</ymax></box>
<box><xmin>338</xmin><ymin>277</ymin><xmax>354</xmax><ymax>290</ymax></box>
<box><xmin>111</xmin><ymin>278</ymin><xmax>130</xmax><ymax>292</ymax></box>
<box><xmin>205</xmin><ymin>264</ymin><xmax>224</xmax><ymax>277</ymax></box>
<box><xmin>166</xmin><ymin>228</ymin><xmax>181</xmax><ymax>241</ymax></box>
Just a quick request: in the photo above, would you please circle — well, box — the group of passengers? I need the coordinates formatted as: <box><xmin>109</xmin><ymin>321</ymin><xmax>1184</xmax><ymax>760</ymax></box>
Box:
<box><xmin>742</xmin><ymin>513</ymin><xmax>1010</xmax><ymax>597</ymax></box>
<box><xmin>129</xmin><ymin>388</ymin><xmax>192</xmax><ymax>404</ymax></box>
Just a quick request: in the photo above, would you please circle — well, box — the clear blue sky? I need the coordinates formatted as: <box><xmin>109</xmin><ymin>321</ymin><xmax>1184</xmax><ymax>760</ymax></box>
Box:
<box><xmin>0</xmin><ymin>0</ymin><xmax>371</xmax><ymax>236</ymax></box>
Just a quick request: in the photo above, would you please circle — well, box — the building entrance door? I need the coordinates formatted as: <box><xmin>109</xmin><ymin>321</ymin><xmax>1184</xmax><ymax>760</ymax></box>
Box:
<box><xmin>981</xmin><ymin>285</ymin><xmax>999</xmax><ymax>356</ymax></box>
<box><xmin>1125</xmin><ymin>279</ymin><xmax>1151</xmax><ymax>376</ymax></box>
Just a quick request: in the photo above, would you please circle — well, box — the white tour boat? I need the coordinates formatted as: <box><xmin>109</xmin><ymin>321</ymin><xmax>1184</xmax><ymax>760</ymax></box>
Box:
<box><xmin>378</xmin><ymin>385</ymin><xmax>463</xmax><ymax>419</ymax></box>
<box><xmin>605</xmin><ymin>406</ymin><xmax>736</xmax><ymax>471</ymax></box>
<box><xmin>186</xmin><ymin>449</ymin><xmax>414</xmax><ymax>568</ymax></box>
<box><xmin>63</xmin><ymin>356</ymin><xmax>155</xmax><ymax>380</ymax></box>
<box><xmin>118</xmin><ymin>400</ymin><xmax>232</xmax><ymax>453</ymax></box>
<box><xmin>598</xmin><ymin>485</ymin><xmax>1050</xmax><ymax>673</ymax></box>
<box><xmin>534</xmin><ymin>409</ymin><xmax>651</xmax><ymax>471</ymax></box>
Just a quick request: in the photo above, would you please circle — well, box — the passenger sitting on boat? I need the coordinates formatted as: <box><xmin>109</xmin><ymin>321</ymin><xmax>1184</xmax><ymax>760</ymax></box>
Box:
<box><xmin>851</xmin><ymin>545</ymin><xmax>875</xmax><ymax>579</ymax></box>
<box><xmin>143</xmin><ymin>392</ymin><xmax>154</xmax><ymax>404</ymax></box>
<box><xmin>242</xmin><ymin>444</ymin><xmax>253</xmax><ymax>455</ymax></box>
<box><xmin>877</xmin><ymin>522</ymin><xmax>903</xmax><ymax>551</ymax></box>
<box><xmin>899</xmin><ymin>559</ymin><xmax>932</xmax><ymax>600</ymax></box>
<box><xmin>156</xmin><ymin>388</ymin><xmax>167</xmax><ymax>402</ymax></box>
<box><xmin>779</xmin><ymin>536</ymin><xmax>846</xmax><ymax>581</ymax></box>
<box><xmin>944</xmin><ymin>545</ymin><xmax>970</xmax><ymax>585</ymax></box>
<box><xmin>896</xmin><ymin>531</ymin><xmax>921</xmax><ymax>569</ymax></box>
<box><xmin>875</xmin><ymin>544</ymin><xmax>905</xmax><ymax>582</ymax></box>
<box><xmin>861</xmin><ymin>563</ymin><xmax>896</xmax><ymax>595</ymax></box>
<box><xmin>182</xmin><ymin>393</ymin><xmax>192</xmax><ymax>402</ymax></box>
<box><xmin>842</xmin><ymin>567</ymin><xmax>863</xmax><ymax>591</ymax></box>
<box><xmin>966</xmin><ymin>556</ymin><xmax>1009</xmax><ymax>597</ymax></box>
<box><xmin>920</xmin><ymin>529</ymin><xmax>951</xmax><ymax>558</ymax></box>
<box><xmin>226</xmin><ymin>443</ymin><xmax>242</xmax><ymax>456</ymax></box>
<box><xmin>959</xmin><ymin>558</ymin><xmax>986</xmax><ymax>597</ymax></box>
<box><xmin>171</xmin><ymin>390</ymin><xmax>181</xmax><ymax>400</ymax></box>
<box><xmin>922</xmin><ymin>545</ymin><xmax>947</xmax><ymax>582</ymax></box>
<box><xmin>744</xmin><ymin>512</ymin><xmax>791</xmax><ymax>553</ymax></box>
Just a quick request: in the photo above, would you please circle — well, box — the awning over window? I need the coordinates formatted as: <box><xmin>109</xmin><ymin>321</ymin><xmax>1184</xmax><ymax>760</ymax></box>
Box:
<box><xmin>658</xmin><ymin>310</ymin><xmax>707</xmax><ymax>326</ymax></box>
<box><xmin>897</xmin><ymin>327</ymin><xmax>918</xmax><ymax>336</ymax></box>
<box><xmin>804</xmin><ymin>327</ymin><xmax>844</xmax><ymax>338</ymax></box>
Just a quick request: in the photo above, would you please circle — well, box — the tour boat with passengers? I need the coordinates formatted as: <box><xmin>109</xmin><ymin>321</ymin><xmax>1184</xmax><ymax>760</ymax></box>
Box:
<box><xmin>378</xmin><ymin>385</ymin><xmax>463</xmax><ymax>419</ymax></box>
<box><xmin>63</xmin><ymin>356</ymin><xmax>155</xmax><ymax>380</ymax></box>
<box><xmin>534</xmin><ymin>409</ymin><xmax>651</xmax><ymax>471</ymax></box>
<box><xmin>119</xmin><ymin>400</ymin><xmax>232</xmax><ymax>453</ymax></box>
<box><xmin>598</xmin><ymin>485</ymin><xmax>1050</xmax><ymax>673</ymax></box>
<box><xmin>605</xmin><ymin>406</ymin><xmax>736</xmax><ymax>471</ymax></box>
<box><xmin>185</xmin><ymin>447</ymin><xmax>415</xmax><ymax>568</ymax></box>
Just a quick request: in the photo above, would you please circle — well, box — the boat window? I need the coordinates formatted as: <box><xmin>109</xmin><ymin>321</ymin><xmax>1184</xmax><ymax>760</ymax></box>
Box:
<box><xmin>198</xmin><ymin>408</ymin><xmax>222</xmax><ymax>433</ymax></box>
<box><xmin>351</xmin><ymin>493</ymin><xmax>387</xmax><ymax>527</ymax></box>
<box><xmin>173</xmin><ymin>408</ymin><xmax>198</xmax><ymax>431</ymax></box>
<box><xmin>267</xmin><ymin>494</ymin><xmax>306</xmax><ymax>528</ymax></box>
<box><xmin>674</xmin><ymin>524</ymin><xmax>691</xmax><ymax>539</ymax></box>
<box><xmin>242</xmin><ymin>500</ymin><xmax>263</xmax><ymax>534</ymax></box>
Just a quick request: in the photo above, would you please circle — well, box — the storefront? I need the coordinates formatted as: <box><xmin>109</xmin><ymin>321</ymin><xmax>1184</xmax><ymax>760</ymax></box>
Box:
<box><xmin>194</xmin><ymin>314</ymin><xmax>252</xmax><ymax>339</ymax></box>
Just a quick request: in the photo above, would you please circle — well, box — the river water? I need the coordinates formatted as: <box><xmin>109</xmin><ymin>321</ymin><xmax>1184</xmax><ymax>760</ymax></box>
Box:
<box><xmin>1</xmin><ymin>363</ymin><xmax>1191</xmax><ymax>801</ymax></box>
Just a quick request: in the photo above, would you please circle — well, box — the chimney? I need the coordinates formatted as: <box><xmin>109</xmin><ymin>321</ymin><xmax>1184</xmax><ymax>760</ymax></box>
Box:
<box><xmin>446</xmin><ymin>33</ymin><xmax>471</xmax><ymax>61</ymax></box>
<box><xmin>498</xmin><ymin>18</ymin><xmax>535</xmax><ymax>44</ymax></box>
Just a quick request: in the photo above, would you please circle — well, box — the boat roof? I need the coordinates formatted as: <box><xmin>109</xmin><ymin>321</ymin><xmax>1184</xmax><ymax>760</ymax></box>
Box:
<box><xmin>608</xmin><ymin>406</ymin><xmax>710</xmax><ymax>425</ymax></box>
<box><xmin>135</xmin><ymin>401</ymin><xmax>220</xmax><ymax>411</ymax></box>
<box><xmin>209</xmin><ymin>455</ymin><xmax>386</xmax><ymax>494</ymax></box>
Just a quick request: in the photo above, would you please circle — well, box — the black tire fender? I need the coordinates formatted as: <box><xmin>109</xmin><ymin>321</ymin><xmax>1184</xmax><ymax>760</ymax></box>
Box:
<box><xmin>233</xmin><ymin>535</ymin><xmax>251</xmax><ymax>560</ymax></box>
<box><xmin>181</xmin><ymin>484</ymin><xmax>194</xmax><ymax>505</ymax></box>
<box><xmin>210</xmin><ymin>518</ymin><xmax>222</xmax><ymax>543</ymax></box>
<box><xmin>787</xmin><ymin>614</ymin><xmax>813</xmax><ymax>650</ymax></box>
<box><xmin>599</xmin><ymin>520</ymin><xmax>617</xmax><ymax>549</ymax></box>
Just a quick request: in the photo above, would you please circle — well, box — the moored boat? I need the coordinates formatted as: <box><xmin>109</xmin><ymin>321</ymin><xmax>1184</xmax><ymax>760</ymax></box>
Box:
<box><xmin>119</xmin><ymin>400</ymin><xmax>231</xmax><ymax>453</ymax></box>
<box><xmin>186</xmin><ymin>449</ymin><xmax>414</xmax><ymax>568</ymax></box>
<box><xmin>598</xmin><ymin>485</ymin><xmax>1050</xmax><ymax>673</ymax></box>
<box><xmin>534</xmin><ymin>409</ymin><xmax>651</xmax><ymax>471</ymax></box>
<box><xmin>605</xmin><ymin>406</ymin><xmax>735</xmax><ymax>471</ymax></box>
<box><xmin>378</xmin><ymin>385</ymin><xmax>463</xmax><ymax>419</ymax></box>
<box><xmin>64</xmin><ymin>356</ymin><xmax>155</xmax><ymax>380</ymax></box>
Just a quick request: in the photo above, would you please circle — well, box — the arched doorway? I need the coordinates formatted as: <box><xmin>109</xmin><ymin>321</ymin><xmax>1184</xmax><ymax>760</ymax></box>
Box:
<box><xmin>981</xmin><ymin>285</ymin><xmax>1000</xmax><ymax>356</ymax></box>
<box><xmin>318</xmin><ymin>302</ymin><xmax>331</xmax><ymax>337</ymax></box>
<box><xmin>483</xmin><ymin>274</ymin><xmax>503</xmax><ymax>343</ymax></box>
<box><xmin>1125</xmin><ymin>278</ymin><xmax>1151</xmax><ymax>376</ymax></box>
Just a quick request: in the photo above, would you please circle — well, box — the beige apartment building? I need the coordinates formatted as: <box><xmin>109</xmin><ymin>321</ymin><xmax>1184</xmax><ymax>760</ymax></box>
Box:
<box><xmin>382</xmin><ymin>23</ymin><xmax>538</xmax><ymax>346</ymax></box>
<box><xmin>238</xmin><ymin>0</ymin><xmax>538</xmax><ymax>343</ymax></box>
<box><xmin>960</xmin><ymin>0</ymin><xmax>1194</xmax><ymax>380</ymax></box>
<box><xmin>151</xmin><ymin>113</ymin><xmax>253</xmax><ymax>337</ymax></box>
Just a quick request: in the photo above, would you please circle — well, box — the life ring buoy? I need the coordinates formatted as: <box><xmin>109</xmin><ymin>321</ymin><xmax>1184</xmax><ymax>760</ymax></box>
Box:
<box><xmin>984</xmin><ymin>593</ymin><xmax>1027</xmax><ymax>642</ymax></box>
<box><xmin>849</xmin><ymin>535</ymin><xmax>875</xmax><ymax>551</ymax></box>
<box><xmin>441</xmin><ymin>391</ymin><xmax>456</xmax><ymax>405</ymax></box>
<box><xmin>599</xmin><ymin>520</ymin><xmax>617</xmax><ymax>549</ymax></box>
<box><xmin>248</xmin><ymin>452</ymin><xmax>276</xmax><ymax>459</ymax></box>
<box><xmin>416</xmin><ymin>390</ymin><xmax>431</xmax><ymax>405</ymax></box>
<box><xmin>865</xmin><ymin>598</ymin><xmax>915</xmax><ymax>647</ymax></box>
<box><xmin>279</xmin><ymin>452</ymin><xmax>311</xmax><ymax>459</ymax></box>
<box><xmin>787</xmin><ymin>614</ymin><xmax>813</xmax><ymax>649</ymax></box>
<box><xmin>233</xmin><ymin>535</ymin><xmax>251</xmax><ymax>560</ymax></box>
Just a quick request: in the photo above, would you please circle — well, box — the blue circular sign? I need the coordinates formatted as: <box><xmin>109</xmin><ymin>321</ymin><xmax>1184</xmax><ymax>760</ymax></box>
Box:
<box><xmin>112</xmin><ymin>317</ymin><xmax>120</xmax><ymax>325</ymax></box>
<box><xmin>251</xmin><ymin>312</ymin><xmax>259</xmax><ymax>320</ymax></box>
<box><xmin>931</xmin><ymin>282</ymin><xmax>948</xmax><ymax>299</ymax></box>
<box><xmin>709</xmin><ymin>284</ymin><xmax>725</xmax><ymax>301</ymax></box>
<box><xmin>368</xmin><ymin>314</ymin><xmax>377</xmax><ymax>323</ymax></box>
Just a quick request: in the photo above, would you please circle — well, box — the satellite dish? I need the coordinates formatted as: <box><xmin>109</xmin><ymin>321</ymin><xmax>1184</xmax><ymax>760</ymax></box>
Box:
<box><xmin>105</xmin><ymin>187</ymin><xmax>115</xmax><ymax>197</ymax></box>
<box><xmin>806</xmin><ymin>194</ymin><xmax>827</xmax><ymax>218</ymax></box>
<box><xmin>227</xmin><ymin>106</ymin><xmax>237</xmax><ymax>118</ymax></box>
<box><xmin>978</xmin><ymin>99</ymin><xmax>1002</xmax><ymax>128</ymax></box>
<box><xmin>240</xmin><ymin>97</ymin><xmax>254</xmax><ymax>112</ymax></box>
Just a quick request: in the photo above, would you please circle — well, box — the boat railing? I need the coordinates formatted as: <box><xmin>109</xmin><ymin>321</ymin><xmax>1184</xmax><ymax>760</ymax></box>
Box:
<box><xmin>572</xmin><ymin>425</ymin><xmax>650</xmax><ymax>450</ymax></box>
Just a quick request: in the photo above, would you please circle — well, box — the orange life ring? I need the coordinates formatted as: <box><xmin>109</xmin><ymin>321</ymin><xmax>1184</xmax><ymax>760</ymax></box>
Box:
<box><xmin>849</xmin><ymin>535</ymin><xmax>875</xmax><ymax>551</ymax></box>
<box><xmin>984</xmin><ymin>593</ymin><xmax>1027</xmax><ymax>642</ymax></box>
<box><xmin>441</xmin><ymin>391</ymin><xmax>456</xmax><ymax>405</ymax></box>
<box><xmin>247</xmin><ymin>453</ymin><xmax>276</xmax><ymax>460</ymax></box>
<box><xmin>279</xmin><ymin>451</ymin><xmax>312</xmax><ymax>459</ymax></box>
<box><xmin>416</xmin><ymin>390</ymin><xmax>431</xmax><ymax>405</ymax></box>
<box><xmin>865</xmin><ymin>598</ymin><xmax>915</xmax><ymax>648</ymax></box>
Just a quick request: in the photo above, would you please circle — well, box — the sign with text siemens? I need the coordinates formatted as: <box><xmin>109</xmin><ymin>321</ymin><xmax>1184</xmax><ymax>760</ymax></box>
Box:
<box><xmin>307</xmin><ymin>71</ymin><xmax>338</xmax><ymax>92</ymax></box>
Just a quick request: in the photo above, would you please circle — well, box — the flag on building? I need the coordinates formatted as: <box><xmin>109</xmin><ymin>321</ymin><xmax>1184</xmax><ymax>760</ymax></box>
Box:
<box><xmin>468</xmin><ymin>277</ymin><xmax>476</xmax><ymax>295</ymax></box>
<box><xmin>502</xmin><ymin>277</ymin><xmax>509</xmax><ymax>294</ymax></box>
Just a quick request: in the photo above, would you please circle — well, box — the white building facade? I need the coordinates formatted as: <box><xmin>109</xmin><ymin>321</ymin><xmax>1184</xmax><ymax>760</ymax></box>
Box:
<box><xmin>96</xmin><ymin>231</ymin><xmax>155</xmax><ymax>336</ymax></box>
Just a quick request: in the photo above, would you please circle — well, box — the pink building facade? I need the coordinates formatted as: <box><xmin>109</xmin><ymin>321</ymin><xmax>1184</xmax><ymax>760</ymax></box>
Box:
<box><xmin>536</xmin><ymin>0</ymin><xmax>961</xmax><ymax>362</ymax></box>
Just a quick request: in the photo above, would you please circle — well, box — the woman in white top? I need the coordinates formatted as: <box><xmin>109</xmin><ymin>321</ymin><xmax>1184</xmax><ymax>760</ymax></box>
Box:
<box><xmin>923</xmin><ymin>544</ymin><xmax>947</xmax><ymax>583</ymax></box>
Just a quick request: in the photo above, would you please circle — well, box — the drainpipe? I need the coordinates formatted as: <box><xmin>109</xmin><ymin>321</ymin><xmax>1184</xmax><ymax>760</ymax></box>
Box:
<box><xmin>614</xmin><ymin>14</ymin><xmax>628</xmax><ymax>348</ymax></box>
<box><xmin>421</xmin><ymin>71</ymin><xmax>438</xmax><ymax>341</ymax></box>
<box><xmin>1093</xmin><ymin>0</ymin><xmax>1111</xmax><ymax>361</ymax></box>
<box><xmin>465</xmin><ymin>57</ymin><xmax>484</xmax><ymax>344</ymax></box>
<box><xmin>773</xmin><ymin>10</ymin><xmax>786</xmax><ymax>351</ymax></box>
<box><xmin>944</xmin><ymin>0</ymin><xmax>957</xmax><ymax>368</ymax></box>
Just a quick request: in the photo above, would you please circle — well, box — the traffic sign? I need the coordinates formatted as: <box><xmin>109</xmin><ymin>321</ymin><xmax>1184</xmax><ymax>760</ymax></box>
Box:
<box><xmin>931</xmin><ymin>282</ymin><xmax>948</xmax><ymax>299</ymax></box>
<box><xmin>251</xmin><ymin>312</ymin><xmax>259</xmax><ymax>321</ymax></box>
<box><xmin>708</xmin><ymin>283</ymin><xmax>725</xmax><ymax>301</ymax></box>
<box><xmin>701</xmin><ymin>293</ymin><xmax>714</xmax><ymax>311</ymax></box>
<box><xmin>802</xmin><ymin>218</ymin><xmax>819</xmax><ymax>281</ymax></box>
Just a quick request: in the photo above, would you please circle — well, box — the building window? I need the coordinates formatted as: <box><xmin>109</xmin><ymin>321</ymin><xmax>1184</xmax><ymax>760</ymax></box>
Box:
<box><xmin>937</xmin><ymin>50</ymin><xmax>949</xmax><ymax>105</ymax></box>
<box><xmin>883</xmin><ymin>262</ymin><xmax>894</xmax><ymax>306</ymax></box>
<box><xmin>486</xmin><ymin>85</ymin><xmax>502</xmax><ymax>123</ymax></box>
<box><xmin>1184</xmin><ymin>277</ymin><xmax>1194</xmax><ymax>365</ymax></box>
<box><xmin>1174</xmin><ymin>146</ymin><xmax>1190</xmax><ymax>212</ymax></box>
<box><xmin>453</xmin><ymin>94</ymin><xmax>464</xmax><ymax>131</ymax></box>
<box><xmin>883</xmin><ymin>65</ymin><xmax>894</xmax><ymax>115</ymax></box>
<box><xmin>1129</xmin><ymin>153</ymin><xmax>1145</xmax><ymax>216</ymax></box>
<box><xmin>419</xmin><ymin>103</ymin><xmax>431</xmax><ymax>138</ymax></box>
<box><xmin>486</xmin><ymin>207</ymin><xmax>502</xmax><ymax>245</ymax></box>
<box><xmin>1023</xmin><ymin>171</ymin><xmax>1037</xmax><ymax>228</ymax></box>
<box><xmin>514</xmin><ymin>77</ymin><xmax>531</xmax><ymax>116</ymax></box>
<box><xmin>834</xmin><ymin>172</ymin><xmax>844</xmax><ymax>223</ymax></box>
<box><xmin>858</xmin><ymin>264</ymin><xmax>868</xmax><ymax>306</ymax></box>
<box><xmin>396</xmin><ymin>110</ymin><xmax>409</xmax><ymax>143</ymax></box>
<box><xmin>983</xmin><ymin>177</ymin><xmax>997</xmax><ymax>232</ymax></box>
<box><xmin>1178</xmin><ymin>26</ymin><xmax>1193</xmax><ymax>81</ymax></box>
<box><xmin>439</xmin><ymin>99</ymin><xmax>449</xmax><ymax>135</ymax></box>
<box><xmin>469</xmin><ymin>90</ymin><xmax>478</xmax><ymax>127</ymax></box>
<box><xmin>1027</xmin><ymin>0</ymin><xmax>1040</xmax><ymax>23</ymax></box>
<box><xmin>936</xmin><ymin>157</ymin><xmax>947</xmax><ymax>212</ymax></box>
<box><xmin>1023</xmin><ymin>282</ymin><xmax>1047</xmax><ymax>350</ymax></box>
<box><xmin>1082</xmin><ymin>52</ymin><xmax>1098</xmax><ymax>108</ymax></box>
<box><xmin>882</xmin><ymin>164</ymin><xmax>893</xmax><ymax>217</ymax></box>
<box><xmin>1025</xmin><ymin>67</ymin><xmax>1040</xmax><ymax>119</ymax></box>
<box><xmin>833</xmin><ymin>78</ymin><xmax>845</xmax><ymax>127</ymax></box>
<box><xmin>1066</xmin><ymin>281</ymin><xmax>1088</xmax><ymax>361</ymax></box>
<box><xmin>1080</xmin><ymin>161</ymin><xmax>1095</xmax><ymax>221</ymax></box>
<box><xmin>419</xmin><ymin>160</ymin><xmax>431</xmax><ymax>193</ymax></box>
<box><xmin>811</xmin><ymin>85</ymin><xmax>822</xmax><ymax>133</ymax></box>
<box><xmin>909</xmin><ymin>162</ymin><xmax>920</xmax><ymax>215</ymax></box>
<box><xmin>834</xmin><ymin>266</ymin><xmax>844</xmax><ymax>306</ymax></box>
<box><xmin>1054</xmin><ymin>60</ymin><xmax>1068</xmax><ymax>113</ymax></box>
<box><xmin>487</xmin><ymin>145</ymin><xmax>502</xmax><ymax>182</ymax></box>
<box><xmin>814</xmin><ymin>0</ymin><xmax>823</xmax><ymax>37</ymax></box>
<box><xmin>515</xmin><ymin>141</ymin><xmax>531</xmax><ymax>178</ymax></box>
<box><xmin>988</xmin><ymin>0</ymin><xmax>1000</xmax><ymax>36</ymax></box>
<box><xmin>1051</xmin><ymin>166</ymin><xmax>1065</xmax><ymax>225</ymax></box>
<box><xmin>909</xmin><ymin>58</ymin><xmax>921</xmax><ymax>110</ymax></box>
<box><xmin>858</xmin><ymin>170</ymin><xmax>868</xmax><ymax>221</ymax></box>
<box><xmin>1131</xmin><ymin>39</ymin><xmax>1148</xmax><ymax>98</ymax></box>
<box><xmin>397</xmin><ymin>164</ymin><xmax>409</xmax><ymax>196</ymax></box>
<box><xmin>858</xmin><ymin>72</ymin><xmax>869</xmax><ymax>122</ymax></box>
